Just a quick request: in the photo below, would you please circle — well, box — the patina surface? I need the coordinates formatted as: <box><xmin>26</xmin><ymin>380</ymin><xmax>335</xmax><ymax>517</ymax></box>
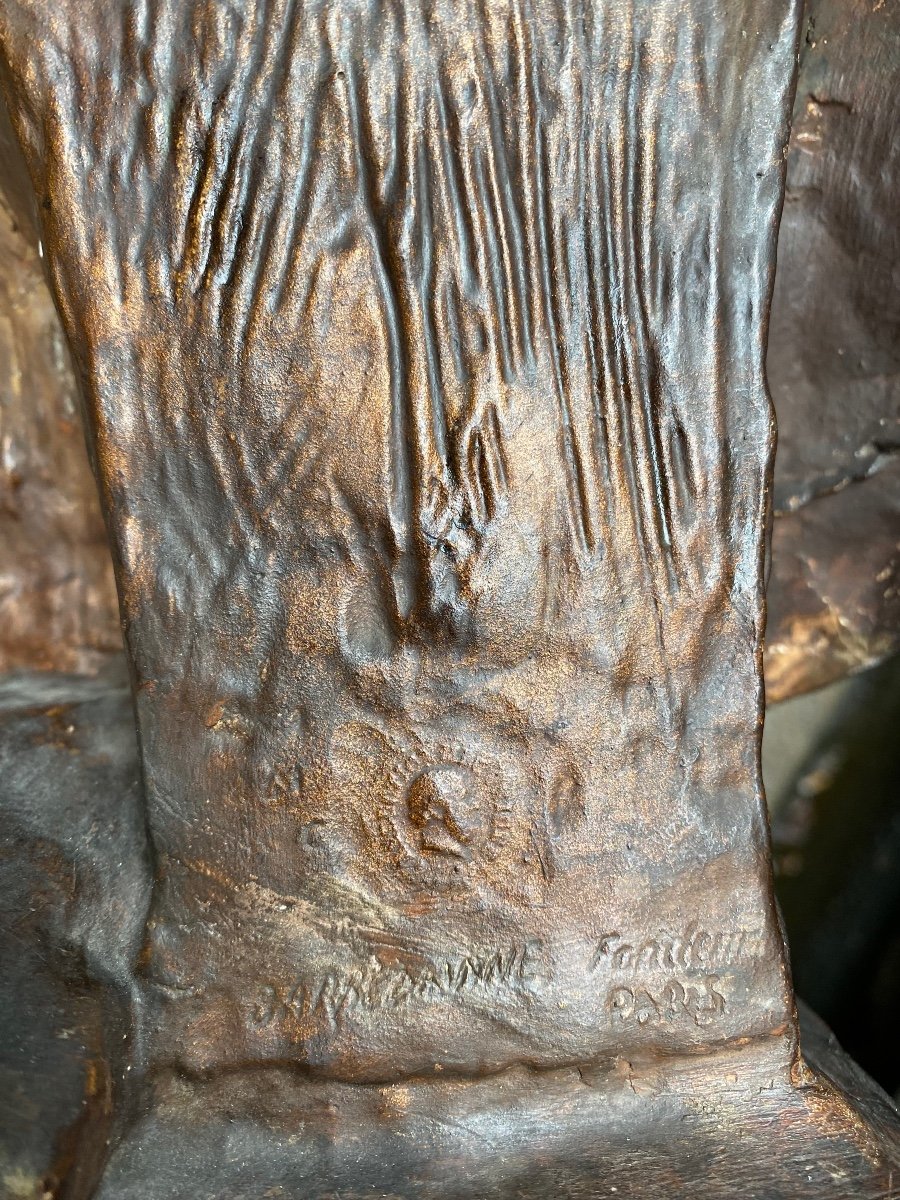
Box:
<box><xmin>0</xmin><ymin>0</ymin><xmax>801</xmax><ymax>1083</ymax></box>
<box><xmin>0</xmin><ymin>670</ymin><xmax>148</xmax><ymax>1199</ymax></box>
<box><xmin>1</xmin><ymin>0</ymin><xmax>896</xmax><ymax>701</ymax></box>
<box><xmin>0</xmin><ymin>0</ymin><xmax>898</xmax><ymax>1196</ymax></box>
<box><xmin>0</xmin><ymin>105</ymin><xmax>120</xmax><ymax>675</ymax></box>
<box><xmin>765</xmin><ymin>0</ymin><xmax>900</xmax><ymax>701</ymax></box>
<box><xmin>1</xmin><ymin>676</ymin><xmax>899</xmax><ymax>1198</ymax></box>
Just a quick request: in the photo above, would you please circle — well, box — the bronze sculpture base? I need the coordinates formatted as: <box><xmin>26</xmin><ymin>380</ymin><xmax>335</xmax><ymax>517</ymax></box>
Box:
<box><xmin>96</xmin><ymin>1021</ymin><xmax>900</xmax><ymax>1199</ymax></box>
<box><xmin>3</xmin><ymin>670</ymin><xmax>898</xmax><ymax>1199</ymax></box>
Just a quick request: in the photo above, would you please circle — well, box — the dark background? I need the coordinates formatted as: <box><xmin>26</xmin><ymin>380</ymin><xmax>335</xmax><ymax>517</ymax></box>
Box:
<box><xmin>767</xmin><ymin>652</ymin><xmax>900</xmax><ymax>1099</ymax></box>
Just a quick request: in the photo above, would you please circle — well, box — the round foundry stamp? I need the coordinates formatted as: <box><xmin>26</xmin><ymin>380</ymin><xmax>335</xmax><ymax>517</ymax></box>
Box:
<box><xmin>330</xmin><ymin>722</ymin><xmax>519</xmax><ymax>890</ymax></box>
<box><xmin>382</xmin><ymin>747</ymin><xmax>513</xmax><ymax>879</ymax></box>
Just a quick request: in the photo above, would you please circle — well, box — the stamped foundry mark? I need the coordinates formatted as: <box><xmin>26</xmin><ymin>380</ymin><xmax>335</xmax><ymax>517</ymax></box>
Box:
<box><xmin>377</xmin><ymin>741</ymin><xmax>515</xmax><ymax>878</ymax></box>
<box><xmin>606</xmin><ymin>977</ymin><xmax>726</xmax><ymax>1028</ymax></box>
<box><xmin>591</xmin><ymin>925</ymin><xmax>765</xmax><ymax>973</ymax></box>
<box><xmin>252</xmin><ymin>939</ymin><xmax>544</xmax><ymax>1027</ymax></box>
<box><xmin>404</xmin><ymin>763</ymin><xmax>488</xmax><ymax>860</ymax></box>
<box><xmin>590</xmin><ymin>926</ymin><xmax>756</xmax><ymax>1029</ymax></box>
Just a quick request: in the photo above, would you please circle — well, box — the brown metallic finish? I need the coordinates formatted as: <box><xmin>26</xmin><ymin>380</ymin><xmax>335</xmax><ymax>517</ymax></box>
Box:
<box><xmin>0</xmin><ymin>0</ymin><xmax>897</xmax><ymax>1195</ymax></box>
<box><xmin>764</xmin><ymin>0</ymin><xmax>900</xmax><ymax>701</ymax></box>
<box><xmin>0</xmin><ymin>104</ymin><xmax>120</xmax><ymax>674</ymax></box>
<box><xmin>0</xmin><ymin>0</ymin><xmax>801</xmax><ymax>1083</ymax></box>
<box><xmin>1</xmin><ymin>677</ymin><xmax>898</xmax><ymax>1198</ymax></box>
<box><xmin>1</xmin><ymin>0</ymin><xmax>896</xmax><ymax>702</ymax></box>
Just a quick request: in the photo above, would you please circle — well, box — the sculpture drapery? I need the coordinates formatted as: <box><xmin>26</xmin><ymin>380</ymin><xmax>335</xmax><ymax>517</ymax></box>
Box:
<box><xmin>0</xmin><ymin>0</ymin><xmax>898</xmax><ymax>1195</ymax></box>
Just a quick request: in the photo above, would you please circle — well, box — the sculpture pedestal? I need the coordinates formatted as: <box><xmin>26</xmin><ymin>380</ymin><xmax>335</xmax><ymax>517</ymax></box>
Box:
<box><xmin>2</xmin><ymin>673</ymin><xmax>898</xmax><ymax>1199</ymax></box>
<box><xmin>96</xmin><ymin>1021</ymin><xmax>900</xmax><ymax>1200</ymax></box>
<box><xmin>1</xmin><ymin>0</ymin><xmax>899</xmax><ymax>1191</ymax></box>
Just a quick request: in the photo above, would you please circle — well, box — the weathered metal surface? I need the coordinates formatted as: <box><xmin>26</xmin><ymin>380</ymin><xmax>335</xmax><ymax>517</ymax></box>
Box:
<box><xmin>0</xmin><ymin>0</ymin><xmax>898</xmax><ymax>1195</ymax></box>
<box><xmin>0</xmin><ymin>0</ymin><xmax>896</xmax><ymax>701</ymax></box>
<box><xmin>0</xmin><ymin>105</ymin><xmax>121</xmax><ymax>675</ymax></box>
<box><xmin>0</xmin><ymin>0</ymin><xmax>800</xmax><ymax>1084</ymax></box>
<box><xmin>0</xmin><ymin>670</ymin><xmax>149</xmax><ymax>1199</ymax></box>
<box><xmin>0</xmin><ymin>676</ymin><xmax>898</xmax><ymax>1199</ymax></box>
<box><xmin>90</xmin><ymin>1025</ymin><xmax>900</xmax><ymax>1200</ymax></box>
<box><xmin>766</xmin><ymin>460</ymin><xmax>900</xmax><ymax>702</ymax></box>
<box><xmin>764</xmin><ymin>0</ymin><xmax>900</xmax><ymax>702</ymax></box>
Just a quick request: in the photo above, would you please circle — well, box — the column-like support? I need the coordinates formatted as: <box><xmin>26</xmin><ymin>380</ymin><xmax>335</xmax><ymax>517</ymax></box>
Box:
<box><xmin>0</xmin><ymin>0</ymin><xmax>898</xmax><ymax>1194</ymax></box>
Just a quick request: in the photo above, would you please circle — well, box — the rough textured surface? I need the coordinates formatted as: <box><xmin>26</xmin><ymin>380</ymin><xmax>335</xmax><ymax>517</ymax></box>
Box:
<box><xmin>0</xmin><ymin>675</ymin><xmax>898</xmax><ymax>1199</ymax></box>
<box><xmin>90</xmin><ymin>1043</ymin><xmax>900</xmax><ymax>1200</ymax></box>
<box><xmin>764</xmin><ymin>0</ymin><xmax>900</xmax><ymax>702</ymax></box>
<box><xmin>0</xmin><ymin>670</ymin><xmax>149</xmax><ymax>1200</ymax></box>
<box><xmin>0</xmin><ymin>103</ymin><xmax>121</xmax><ymax>675</ymax></box>
<box><xmin>0</xmin><ymin>0</ymin><xmax>895</xmax><ymax>701</ymax></box>
<box><xmin>766</xmin><ymin>459</ymin><xmax>900</xmax><ymax>703</ymax></box>
<box><xmin>1</xmin><ymin>0</ymin><xmax>899</xmax><ymax>1195</ymax></box>
<box><xmin>0</xmin><ymin>0</ymin><xmax>801</xmax><ymax>1084</ymax></box>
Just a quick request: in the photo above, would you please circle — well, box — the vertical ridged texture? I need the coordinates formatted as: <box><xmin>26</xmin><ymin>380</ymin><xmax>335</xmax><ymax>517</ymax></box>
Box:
<box><xmin>1</xmin><ymin>0</ymin><xmax>790</xmax><ymax>653</ymax></box>
<box><xmin>0</xmin><ymin>0</ymin><xmax>800</xmax><ymax>1081</ymax></box>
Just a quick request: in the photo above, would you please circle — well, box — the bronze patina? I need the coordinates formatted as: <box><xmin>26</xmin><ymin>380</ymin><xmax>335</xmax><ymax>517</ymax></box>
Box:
<box><xmin>0</xmin><ymin>0</ymin><xmax>898</xmax><ymax>1196</ymax></box>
